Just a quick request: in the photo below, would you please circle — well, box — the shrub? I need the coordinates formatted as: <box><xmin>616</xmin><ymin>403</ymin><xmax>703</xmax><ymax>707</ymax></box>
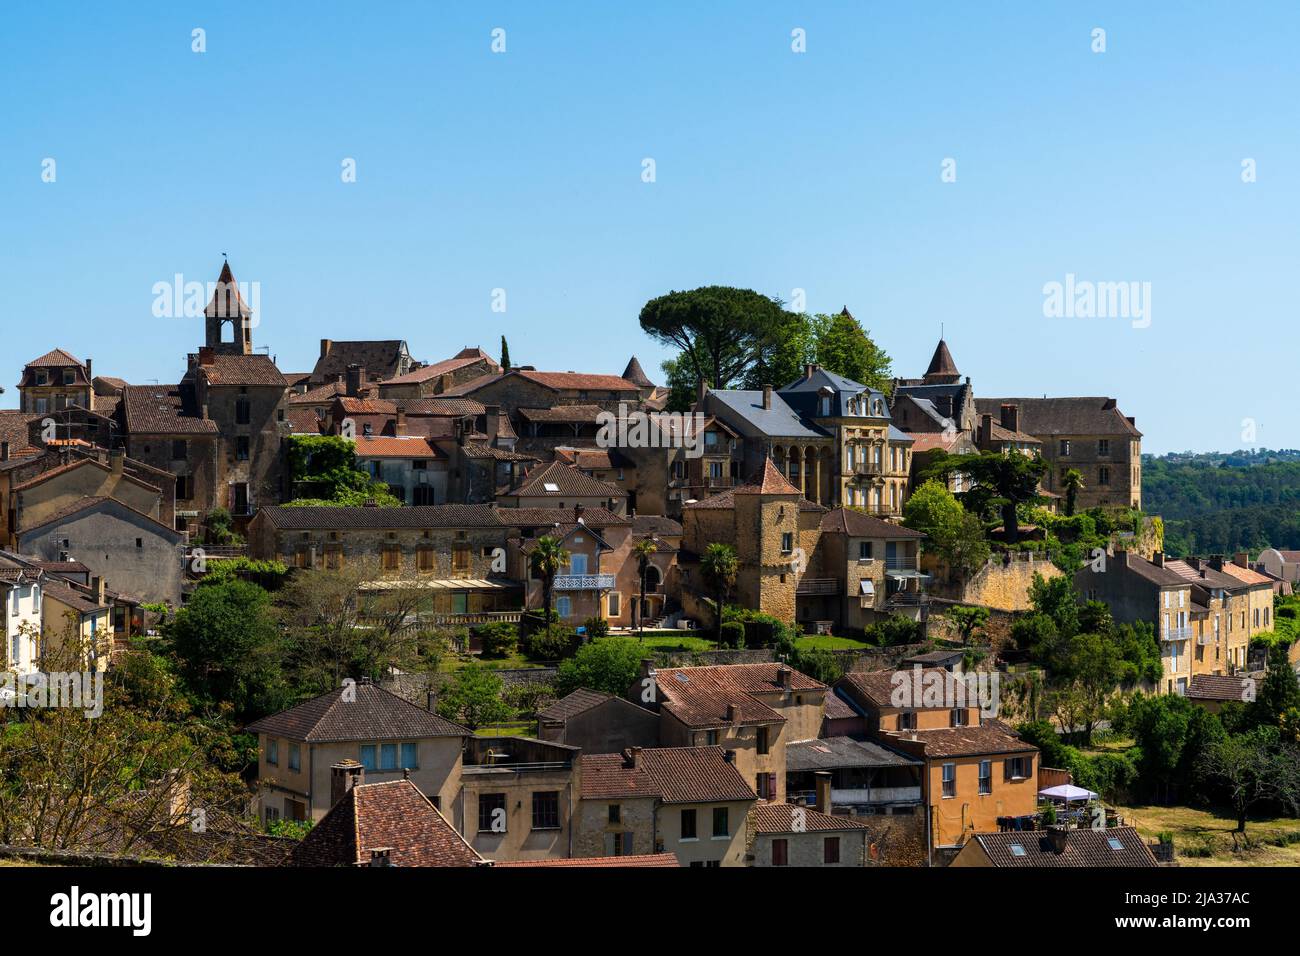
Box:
<box><xmin>582</xmin><ymin>616</ymin><xmax>610</xmax><ymax>640</ymax></box>
<box><xmin>477</xmin><ymin>621</ymin><xmax>518</xmax><ymax>658</ymax></box>
<box><xmin>524</xmin><ymin>625</ymin><xmax>578</xmax><ymax>661</ymax></box>
<box><xmin>719</xmin><ymin>622</ymin><xmax>746</xmax><ymax>648</ymax></box>
<box><xmin>555</xmin><ymin>639</ymin><xmax>646</xmax><ymax>697</ymax></box>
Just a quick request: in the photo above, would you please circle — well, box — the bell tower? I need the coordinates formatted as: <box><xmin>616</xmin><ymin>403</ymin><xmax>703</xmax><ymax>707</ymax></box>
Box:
<box><xmin>204</xmin><ymin>259</ymin><xmax>254</xmax><ymax>355</ymax></box>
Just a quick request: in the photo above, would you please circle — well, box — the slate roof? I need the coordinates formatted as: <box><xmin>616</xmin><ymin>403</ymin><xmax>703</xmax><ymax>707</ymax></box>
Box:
<box><xmin>974</xmin><ymin>397</ymin><xmax>1141</xmax><ymax>438</ymax></box>
<box><xmin>751</xmin><ymin>803</ymin><xmax>874</xmax><ymax>834</ymax></box>
<box><xmin>246</xmin><ymin>682</ymin><xmax>470</xmax><ymax>743</ymax></box>
<box><xmin>1187</xmin><ymin>674</ymin><xmax>1253</xmax><ymax>703</ymax></box>
<box><xmin>312</xmin><ymin>340</ymin><xmax>408</xmax><ymax>383</ymax></box>
<box><xmin>820</xmin><ymin>508</ymin><xmax>926</xmax><ymax>539</ymax></box>
<box><xmin>780</xmin><ymin>366</ymin><xmax>889</xmax><ymax>420</ymax></box>
<box><xmin>256</xmin><ymin>504</ymin><xmax>504</xmax><ymax>531</ymax></box>
<box><xmin>121</xmin><ymin>385</ymin><xmax>220</xmax><ymax>435</ymax></box>
<box><xmin>707</xmin><ymin>389</ymin><xmax>825</xmax><ymax>439</ymax></box>
<box><xmin>289</xmin><ymin>779</ymin><xmax>482</xmax><ymax>867</ymax></box>
<box><xmin>655</xmin><ymin>662</ymin><xmax>824</xmax><ymax>730</ymax></box>
<box><xmin>925</xmin><ymin>339</ymin><xmax>959</xmax><ymax>379</ymax></box>
<box><xmin>538</xmin><ymin>688</ymin><xmax>615</xmax><ymax>722</ymax></box>
<box><xmin>969</xmin><ymin>826</ymin><xmax>1157</xmax><ymax>867</ymax></box>
<box><xmin>579</xmin><ymin>747</ymin><xmax>757</xmax><ymax>804</ymax></box>
<box><xmin>1116</xmin><ymin>552</ymin><xmax>1190</xmax><ymax>588</ymax></box>
<box><xmin>785</xmin><ymin>736</ymin><xmax>920</xmax><ymax>771</ymax></box>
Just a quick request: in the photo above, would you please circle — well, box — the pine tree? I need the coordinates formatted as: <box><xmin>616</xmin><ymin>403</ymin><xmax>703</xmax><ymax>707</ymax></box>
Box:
<box><xmin>500</xmin><ymin>336</ymin><xmax>511</xmax><ymax>370</ymax></box>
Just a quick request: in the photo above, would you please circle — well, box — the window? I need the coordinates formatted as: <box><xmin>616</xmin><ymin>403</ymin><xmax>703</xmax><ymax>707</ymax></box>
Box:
<box><xmin>453</xmin><ymin>546</ymin><xmax>471</xmax><ymax>571</ymax></box>
<box><xmin>556</xmin><ymin>596</ymin><xmax>572</xmax><ymax>618</ymax></box>
<box><xmin>950</xmin><ymin>708</ymin><xmax>968</xmax><ymax>727</ymax></box>
<box><xmin>417</xmin><ymin>547</ymin><xmax>435</xmax><ymax>571</ymax></box>
<box><xmin>176</xmin><ymin>474</ymin><xmax>193</xmax><ymax>500</ymax></box>
<box><xmin>382</xmin><ymin>545</ymin><xmax>401</xmax><ymax>571</ymax></box>
<box><xmin>401</xmin><ymin>742</ymin><xmax>417</xmax><ymax>769</ymax></box>
<box><xmin>771</xmin><ymin>838</ymin><xmax>788</xmax><ymax>866</ymax></box>
<box><xmin>1098</xmin><ymin>439</ymin><xmax>1110</xmax><ymax>455</ymax></box>
<box><xmin>756</xmin><ymin>726</ymin><xmax>769</xmax><ymax>755</ymax></box>
<box><xmin>712</xmin><ymin>806</ymin><xmax>729</xmax><ymax>837</ymax></box>
<box><xmin>380</xmin><ymin>744</ymin><xmax>398</xmax><ymax>771</ymax></box>
<box><xmin>607</xmin><ymin>592</ymin><xmax>621</xmax><ymax>617</ymax></box>
<box><xmin>823</xmin><ymin>836</ymin><xmax>840</xmax><ymax>864</ymax></box>
<box><xmin>237</xmin><ymin>436</ymin><xmax>250</xmax><ymax>460</ymax></box>
<box><xmin>898</xmin><ymin>711</ymin><xmax>917</xmax><ymax>731</ymax></box>
<box><xmin>979</xmin><ymin>759</ymin><xmax>992</xmax><ymax>794</ymax></box>
<box><xmin>859</xmin><ymin>541</ymin><xmax>873</xmax><ymax>560</ymax></box>
<box><xmin>288</xmin><ymin>743</ymin><xmax>300</xmax><ymax>772</ymax></box>
<box><xmin>756</xmin><ymin>773</ymin><xmax>777</xmax><ymax>800</ymax></box>
<box><xmin>608</xmin><ymin>804</ymin><xmax>621</xmax><ymax>824</ymax></box>
<box><xmin>478</xmin><ymin>793</ymin><xmax>507</xmax><ymax>833</ymax></box>
<box><xmin>1107</xmin><ymin>836</ymin><xmax>1125</xmax><ymax>851</ymax></box>
<box><xmin>1005</xmin><ymin>756</ymin><xmax>1032</xmax><ymax>780</ymax></box>
<box><xmin>235</xmin><ymin>399</ymin><xmax>251</xmax><ymax>425</ymax></box>
<box><xmin>532</xmin><ymin>791</ymin><xmax>560</xmax><ymax>830</ymax></box>
<box><xmin>942</xmin><ymin>762</ymin><xmax>956</xmax><ymax>798</ymax></box>
<box><xmin>1058</xmin><ymin>439</ymin><xmax>1071</xmax><ymax>456</ymax></box>
<box><xmin>1009</xmin><ymin>843</ymin><xmax>1027</xmax><ymax>857</ymax></box>
<box><xmin>266</xmin><ymin>738</ymin><xmax>279</xmax><ymax>766</ymax></box>
<box><xmin>705</xmin><ymin>730</ymin><xmax>719</xmax><ymax>747</ymax></box>
<box><xmin>171</xmin><ymin>439</ymin><xmax>187</xmax><ymax>460</ymax></box>
<box><xmin>781</xmin><ymin>532</ymin><xmax>793</xmax><ymax>554</ymax></box>
<box><xmin>359</xmin><ymin>745</ymin><xmax>376</xmax><ymax>770</ymax></box>
<box><xmin>1098</xmin><ymin>466</ymin><xmax>1110</xmax><ymax>485</ymax></box>
<box><xmin>569</xmin><ymin>553</ymin><xmax>588</xmax><ymax>575</ymax></box>
<box><xmin>680</xmin><ymin>808</ymin><xmax>697</xmax><ymax>840</ymax></box>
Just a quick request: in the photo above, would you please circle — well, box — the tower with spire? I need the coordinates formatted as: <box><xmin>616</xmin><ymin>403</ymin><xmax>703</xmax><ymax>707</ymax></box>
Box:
<box><xmin>204</xmin><ymin>259</ymin><xmax>254</xmax><ymax>356</ymax></box>
<box><xmin>921</xmin><ymin>338</ymin><xmax>961</xmax><ymax>386</ymax></box>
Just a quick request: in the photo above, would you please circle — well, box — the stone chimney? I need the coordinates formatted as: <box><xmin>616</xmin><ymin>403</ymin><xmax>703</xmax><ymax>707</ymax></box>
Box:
<box><xmin>1208</xmin><ymin>554</ymin><xmax>1225</xmax><ymax>572</ymax></box>
<box><xmin>814</xmin><ymin>770</ymin><xmax>832</xmax><ymax>815</ymax></box>
<box><xmin>625</xmin><ymin>746</ymin><xmax>642</xmax><ymax>769</ymax></box>
<box><xmin>320</xmin><ymin>339</ymin><xmax>333</xmax><ymax>360</ymax></box>
<box><xmin>109</xmin><ymin>447</ymin><xmax>125</xmax><ymax>475</ymax></box>
<box><xmin>804</xmin><ymin>363</ymin><xmax>817</xmax><ymax>380</ymax></box>
<box><xmin>345</xmin><ymin>364</ymin><xmax>364</xmax><ymax>398</ymax></box>
<box><xmin>368</xmin><ymin>848</ymin><xmax>394</xmax><ymax>867</ymax></box>
<box><xmin>484</xmin><ymin>405</ymin><xmax>501</xmax><ymax>443</ymax></box>
<box><xmin>330</xmin><ymin>759</ymin><xmax>364</xmax><ymax>806</ymax></box>
<box><xmin>1046</xmin><ymin>824</ymin><xmax>1069</xmax><ymax>854</ymax></box>
<box><xmin>85</xmin><ymin>358</ymin><xmax>92</xmax><ymax>380</ymax></box>
<box><xmin>999</xmin><ymin>403</ymin><xmax>1019</xmax><ymax>434</ymax></box>
<box><xmin>762</xmin><ymin>384</ymin><xmax>772</xmax><ymax>410</ymax></box>
<box><xmin>725</xmin><ymin>702</ymin><xmax>737</xmax><ymax>723</ymax></box>
<box><xmin>198</xmin><ymin>346</ymin><xmax>215</xmax><ymax>367</ymax></box>
<box><xmin>95</xmin><ymin>576</ymin><xmax>107</xmax><ymax>605</ymax></box>
<box><xmin>394</xmin><ymin>406</ymin><xmax>407</xmax><ymax>436</ymax></box>
<box><xmin>1233</xmin><ymin>552</ymin><xmax>1250</xmax><ymax>569</ymax></box>
<box><xmin>776</xmin><ymin>665</ymin><xmax>791</xmax><ymax>689</ymax></box>
<box><xmin>1152</xmin><ymin>551</ymin><xmax>1165</xmax><ymax>568</ymax></box>
<box><xmin>979</xmin><ymin>413</ymin><xmax>993</xmax><ymax>448</ymax></box>
<box><xmin>574</xmin><ymin>503</ymin><xmax>585</xmax><ymax>524</ymax></box>
<box><xmin>697</xmin><ymin>378</ymin><xmax>708</xmax><ymax>403</ymax></box>
<box><xmin>438</xmin><ymin>373</ymin><xmax>452</xmax><ymax>394</ymax></box>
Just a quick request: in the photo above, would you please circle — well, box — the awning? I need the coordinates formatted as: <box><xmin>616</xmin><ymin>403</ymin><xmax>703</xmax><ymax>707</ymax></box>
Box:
<box><xmin>359</xmin><ymin>578</ymin><xmax>522</xmax><ymax>592</ymax></box>
<box><xmin>885</xmin><ymin>569</ymin><xmax>930</xmax><ymax>580</ymax></box>
<box><xmin>1038</xmin><ymin>784</ymin><xmax>1098</xmax><ymax>802</ymax></box>
<box><xmin>858</xmin><ymin>579</ymin><xmax>875</xmax><ymax>596</ymax></box>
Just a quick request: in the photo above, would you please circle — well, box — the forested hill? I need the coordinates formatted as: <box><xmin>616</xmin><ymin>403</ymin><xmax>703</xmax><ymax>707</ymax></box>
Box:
<box><xmin>1143</xmin><ymin>450</ymin><xmax>1300</xmax><ymax>556</ymax></box>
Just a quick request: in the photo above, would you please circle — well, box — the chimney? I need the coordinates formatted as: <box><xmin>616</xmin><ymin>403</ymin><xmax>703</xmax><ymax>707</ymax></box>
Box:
<box><xmin>697</xmin><ymin>378</ymin><xmax>708</xmax><ymax>403</ymax></box>
<box><xmin>762</xmin><ymin>384</ymin><xmax>772</xmax><ymax>410</ymax></box>
<box><xmin>725</xmin><ymin>702</ymin><xmax>737</xmax><ymax>723</ymax></box>
<box><xmin>109</xmin><ymin>447</ymin><xmax>125</xmax><ymax>474</ymax></box>
<box><xmin>1233</xmin><ymin>552</ymin><xmax>1250</xmax><ymax>569</ymax></box>
<box><xmin>1209</xmin><ymin>554</ymin><xmax>1225</xmax><ymax>572</ymax></box>
<box><xmin>484</xmin><ymin>404</ymin><xmax>501</xmax><ymax>443</ymax></box>
<box><xmin>346</xmin><ymin>364</ymin><xmax>364</xmax><ymax>398</ymax></box>
<box><xmin>198</xmin><ymin>346</ymin><xmax>215</xmax><ymax>367</ymax></box>
<box><xmin>320</xmin><ymin>339</ymin><xmax>333</xmax><ymax>360</ymax></box>
<box><xmin>200</xmin><ymin>403</ymin><xmax>210</xmax><ymax>421</ymax></box>
<box><xmin>84</xmin><ymin>358</ymin><xmax>92</xmax><ymax>380</ymax></box>
<box><xmin>330</xmin><ymin>759</ymin><xmax>364</xmax><ymax>806</ymax></box>
<box><xmin>1046</xmin><ymin>824</ymin><xmax>1069</xmax><ymax>854</ymax></box>
<box><xmin>776</xmin><ymin>665</ymin><xmax>791</xmax><ymax>689</ymax></box>
<box><xmin>574</xmin><ymin>503</ymin><xmax>584</xmax><ymax>524</ymax></box>
<box><xmin>394</xmin><ymin>406</ymin><xmax>407</xmax><ymax>436</ymax></box>
<box><xmin>999</xmin><ymin>403</ymin><xmax>1019</xmax><ymax>434</ymax></box>
<box><xmin>1</xmin><ymin>442</ymin><xmax>8</xmax><ymax>462</ymax></box>
<box><xmin>625</xmin><ymin>746</ymin><xmax>642</xmax><ymax>769</ymax></box>
<box><xmin>979</xmin><ymin>414</ymin><xmax>993</xmax><ymax>448</ymax></box>
<box><xmin>426</xmin><ymin>689</ymin><xmax>438</xmax><ymax>712</ymax></box>
<box><xmin>96</xmin><ymin>576</ymin><xmax>106</xmax><ymax>605</ymax></box>
<box><xmin>804</xmin><ymin>363</ymin><xmax>816</xmax><ymax>380</ymax></box>
<box><xmin>1152</xmin><ymin>551</ymin><xmax>1164</xmax><ymax>568</ymax></box>
<box><xmin>368</xmin><ymin>848</ymin><xmax>394</xmax><ymax>867</ymax></box>
<box><xmin>437</xmin><ymin>373</ymin><xmax>452</xmax><ymax>394</ymax></box>
<box><xmin>814</xmin><ymin>771</ymin><xmax>832</xmax><ymax>815</ymax></box>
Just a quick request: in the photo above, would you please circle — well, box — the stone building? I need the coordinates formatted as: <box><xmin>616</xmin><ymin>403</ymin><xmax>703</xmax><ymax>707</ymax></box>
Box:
<box><xmin>538</xmin><ymin>689</ymin><xmax>660</xmax><ymax>753</ymax></box>
<box><xmin>746</xmin><ymin>802</ymin><xmax>875</xmax><ymax>867</ymax></box>
<box><xmin>15</xmin><ymin>348</ymin><xmax>94</xmax><ymax>416</ymax></box>
<box><xmin>311</xmin><ymin>339</ymin><xmax>414</xmax><ymax>386</ymax></box>
<box><xmin>375</xmin><ymin>347</ymin><xmax>500</xmax><ymax>400</ymax></box>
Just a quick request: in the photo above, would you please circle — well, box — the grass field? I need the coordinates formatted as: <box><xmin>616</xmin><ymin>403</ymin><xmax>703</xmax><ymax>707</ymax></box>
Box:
<box><xmin>605</xmin><ymin>634</ymin><xmax>719</xmax><ymax>653</ymax></box>
<box><xmin>794</xmin><ymin>635</ymin><xmax>875</xmax><ymax>651</ymax></box>
<box><xmin>1118</xmin><ymin>803</ymin><xmax>1300</xmax><ymax>866</ymax></box>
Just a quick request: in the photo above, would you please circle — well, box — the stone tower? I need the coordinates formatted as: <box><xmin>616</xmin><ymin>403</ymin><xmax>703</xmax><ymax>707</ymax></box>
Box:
<box><xmin>204</xmin><ymin>260</ymin><xmax>254</xmax><ymax>355</ymax></box>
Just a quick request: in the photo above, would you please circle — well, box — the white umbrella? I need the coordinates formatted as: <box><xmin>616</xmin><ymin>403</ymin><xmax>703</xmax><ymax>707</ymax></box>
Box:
<box><xmin>1038</xmin><ymin>783</ymin><xmax>1098</xmax><ymax>801</ymax></box>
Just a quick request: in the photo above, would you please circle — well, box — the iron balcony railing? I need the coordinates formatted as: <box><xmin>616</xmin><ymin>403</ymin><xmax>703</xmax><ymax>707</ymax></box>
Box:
<box><xmin>1163</xmin><ymin>625</ymin><xmax>1192</xmax><ymax>641</ymax></box>
<box><xmin>553</xmin><ymin>573</ymin><xmax>616</xmax><ymax>590</ymax></box>
<box><xmin>852</xmin><ymin>461</ymin><xmax>883</xmax><ymax>477</ymax></box>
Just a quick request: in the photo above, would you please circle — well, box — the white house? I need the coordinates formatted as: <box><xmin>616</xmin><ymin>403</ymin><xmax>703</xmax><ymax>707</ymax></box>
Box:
<box><xmin>1</xmin><ymin>566</ymin><xmax>42</xmax><ymax>675</ymax></box>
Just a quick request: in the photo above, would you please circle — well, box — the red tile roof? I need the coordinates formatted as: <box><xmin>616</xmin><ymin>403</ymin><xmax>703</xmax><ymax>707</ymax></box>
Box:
<box><xmin>121</xmin><ymin>385</ymin><xmax>220</xmax><ymax>435</ymax></box>
<box><xmin>820</xmin><ymin>508</ymin><xmax>926</xmax><ymax>539</ymax></box>
<box><xmin>655</xmin><ymin>662</ymin><xmax>824</xmax><ymax>729</ymax></box>
<box><xmin>515</xmin><ymin>370</ymin><xmax>640</xmax><ymax>392</ymax></box>
<box><xmin>969</xmin><ymin>826</ymin><xmax>1157</xmax><ymax>867</ymax></box>
<box><xmin>380</xmin><ymin>353</ymin><xmax>498</xmax><ymax>386</ymax></box>
<box><xmin>350</xmin><ymin>436</ymin><xmax>444</xmax><ymax>459</ymax></box>
<box><xmin>750</xmin><ymin>803</ymin><xmax>873</xmax><ymax>834</ymax></box>
<box><xmin>495</xmin><ymin>853</ymin><xmax>678</xmax><ymax>868</ymax></box>
<box><xmin>196</xmin><ymin>354</ymin><xmax>287</xmax><ymax>387</ymax></box>
<box><xmin>580</xmin><ymin>747</ymin><xmax>757</xmax><ymax>804</ymax></box>
<box><xmin>507</xmin><ymin>460</ymin><xmax>626</xmax><ymax>500</ymax></box>
<box><xmin>25</xmin><ymin>347</ymin><xmax>83</xmax><ymax>368</ymax></box>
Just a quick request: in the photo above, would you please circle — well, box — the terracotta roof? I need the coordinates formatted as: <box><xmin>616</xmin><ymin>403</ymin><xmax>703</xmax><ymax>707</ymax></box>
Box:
<box><xmin>289</xmin><ymin>382</ymin><xmax>348</xmax><ymax>405</ymax></box>
<box><xmin>820</xmin><ymin>508</ymin><xmax>926</xmax><ymax>539</ymax></box>
<box><xmin>737</xmin><ymin>458</ymin><xmax>802</xmax><ymax>496</ymax></box>
<box><xmin>336</xmin><ymin>396</ymin><xmax>397</xmax><ymax>415</ymax></box>
<box><xmin>257</xmin><ymin>504</ymin><xmax>504</xmax><ymax>531</ymax></box>
<box><xmin>403</xmin><ymin>397</ymin><xmax>487</xmax><ymax>417</ymax></box>
<box><xmin>621</xmin><ymin>356</ymin><xmax>655</xmax><ymax>388</ymax></box>
<box><xmin>121</xmin><ymin>385</ymin><xmax>220</xmax><ymax>435</ymax></box>
<box><xmin>41</xmin><ymin>578</ymin><xmax>109</xmax><ymax>614</ymax></box>
<box><xmin>461</xmin><ymin>442</ymin><xmax>539</xmax><ymax>462</ymax></box>
<box><xmin>556</xmin><ymin>447</ymin><xmax>632</xmax><ymax>471</ymax></box>
<box><xmin>632</xmin><ymin>515</ymin><xmax>683</xmax><ymax>537</ymax></box>
<box><xmin>289</xmin><ymin>779</ymin><xmax>482</xmax><ymax>867</ymax></box>
<box><xmin>246</xmin><ymin>682</ymin><xmax>470</xmax><ymax>743</ymax></box>
<box><xmin>969</xmin><ymin>826</ymin><xmax>1157</xmax><ymax>868</ymax></box>
<box><xmin>437</xmin><ymin>371</ymin><xmax>503</xmax><ymax>397</ymax></box>
<box><xmin>656</xmin><ymin>662</ymin><xmax>824</xmax><ymax>729</ymax></box>
<box><xmin>380</xmin><ymin>353</ymin><xmax>497</xmax><ymax>387</ymax></box>
<box><xmin>974</xmin><ymin>397</ymin><xmax>1141</xmax><ymax>438</ymax></box>
<box><xmin>750</xmin><ymin>803</ymin><xmax>873</xmax><ymax>834</ymax></box>
<box><xmin>495</xmin><ymin>853</ymin><xmax>678</xmax><ymax>868</ymax></box>
<box><xmin>15</xmin><ymin>495</ymin><xmax>182</xmax><ymax>539</ymax></box>
<box><xmin>497</xmin><ymin>506</ymin><xmax>629</xmax><ymax>529</ymax></box>
<box><xmin>1187</xmin><ymin>674</ymin><xmax>1254</xmax><ymax>703</ymax></box>
<box><xmin>0</xmin><ymin>410</ymin><xmax>41</xmax><ymax>450</ymax></box>
<box><xmin>25</xmin><ymin>347</ymin><xmax>83</xmax><ymax>368</ymax></box>
<box><xmin>350</xmin><ymin>436</ymin><xmax>444</xmax><ymax>460</ymax></box>
<box><xmin>11</xmin><ymin>457</ymin><xmax>160</xmax><ymax>497</ymax></box>
<box><xmin>518</xmin><ymin>405</ymin><xmax>606</xmax><ymax>424</ymax></box>
<box><xmin>285</xmin><ymin>407</ymin><xmax>324</xmax><ymax>435</ymax></box>
<box><xmin>515</xmin><ymin>370</ymin><xmax>639</xmax><ymax>393</ymax></box>
<box><xmin>580</xmin><ymin>747</ymin><xmax>757</xmax><ymax>804</ymax></box>
<box><xmin>1217</xmin><ymin>562</ymin><xmax>1273</xmax><ymax>587</ymax></box>
<box><xmin>907</xmin><ymin>431</ymin><xmax>965</xmax><ymax>454</ymax></box>
<box><xmin>29</xmin><ymin>559</ymin><xmax>91</xmax><ymax>575</ymax></box>
<box><xmin>507</xmin><ymin>460</ymin><xmax>626</xmax><ymax>500</ymax></box>
<box><xmin>195</xmin><ymin>353</ymin><xmax>286</xmax><ymax>388</ymax></box>
<box><xmin>204</xmin><ymin>261</ymin><xmax>252</xmax><ymax>318</ymax></box>
<box><xmin>839</xmin><ymin>668</ymin><xmax>957</xmax><ymax>711</ymax></box>
<box><xmin>538</xmin><ymin>688</ymin><xmax>614</xmax><ymax>722</ymax></box>
<box><xmin>885</xmin><ymin>721</ymin><xmax>1038</xmax><ymax>758</ymax></box>
<box><xmin>1164</xmin><ymin>558</ymin><xmax>1246</xmax><ymax>593</ymax></box>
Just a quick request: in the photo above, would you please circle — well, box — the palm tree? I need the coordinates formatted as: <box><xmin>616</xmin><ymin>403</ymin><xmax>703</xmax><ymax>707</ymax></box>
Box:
<box><xmin>529</xmin><ymin>536</ymin><xmax>570</xmax><ymax>630</ymax></box>
<box><xmin>1061</xmin><ymin>468</ymin><xmax>1084</xmax><ymax>517</ymax></box>
<box><xmin>700</xmin><ymin>543</ymin><xmax>738</xmax><ymax>641</ymax></box>
<box><xmin>633</xmin><ymin>538</ymin><xmax>658</xmax><ymax>638</ymax></box>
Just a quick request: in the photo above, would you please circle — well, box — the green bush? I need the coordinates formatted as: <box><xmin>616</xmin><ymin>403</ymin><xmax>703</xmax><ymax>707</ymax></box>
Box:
<box><xmin>582</xmin><ymin>616</ymin><xmax>610</xmax><ymax>640</ymax></box>
<box><xmin>524</xmin><ymin>625</ymin><xmax>579</xmax><ymax>661</ymax></box>
<box><xmin>719</xmin><ymin>622</ymin><xmax>746</xmax><ymax>649</ymax></box>
<box><xmin>477</xmin><ymin>621</ymin><xmax>518</xmax><ymax>658</ymax></box>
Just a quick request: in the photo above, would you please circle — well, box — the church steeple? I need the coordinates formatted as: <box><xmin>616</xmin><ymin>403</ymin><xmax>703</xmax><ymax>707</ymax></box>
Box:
<box><xmin>204</xmin><ymin>259</ymin><xmax>253</xmax><ymax>355</ymax></box>
<box><xmin>922</xmin><ymin>338</ymin><xmax>960</xmax><ymax>385</ymax></box>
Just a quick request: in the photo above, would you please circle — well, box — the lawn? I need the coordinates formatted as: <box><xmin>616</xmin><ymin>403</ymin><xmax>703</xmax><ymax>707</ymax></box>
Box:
<box><xmin>475</xmin><ymin>721</ymin><xmax>536</xmax><ymax>738</ymax></box>
<box><xmin>1117</xmin><ymin>803</ymin><xmax>1300</xmax><ymax>866</ymax></box>
<box><xmin>605</xmin><ymin>634</ymin><xmax>720</xmax><ymax>653</ymax></box>
<box><xmin>794</xmin><ymin>635</ymin><xmax>875</xmax><ymax>652</ymax></box>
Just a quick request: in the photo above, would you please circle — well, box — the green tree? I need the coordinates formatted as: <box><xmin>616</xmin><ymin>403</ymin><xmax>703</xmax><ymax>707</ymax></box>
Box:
<box><xmin>700</xmin><ymin>543</ymin><xmax>739</xmax><ymax>640</ymax></box>
<box><xmin>167</xmin><ymin>579</ymin><xmax>288</xmax><ymax>721</ymax></box>
<box><xmin>809</xmin><ymin>309</ymin><xmax>893</xmax><ymax>393</ymax></box>
<box><xmin>948</xmin><ymin>605</ymin><xmax>990</xmax><ymax>644</ymax></box>
<box><xmin>1029</xmin><ymin>572</ymin><xmax>1080</xmax><ymax>637</ymax></box>
<box><xmin>1126</xmin><ymin>693</ymin><xmax>1226</xmax><ymax>804</ymax></box>
<box><xmin>633</xmin><ymin>538</ymin><xmax>658</xmax><ymax>636</ymax></box>
<box><xmin>921</xmin><ymin>451</ymin><xmax>1046</xmax><ymax>544</ymax></box>
<box><xmin>742</xmin><ymin>310</ymin><xmax>815</xmax><ymax>391</ymax></box>
<box><xmin>1249</xmin><ymin>644</ymin><xmax>1300</xmax><ymax>735</ymax></box>
<box><xmin>436</xmin><ymin>664</ymin><xmax>509</xmax><ymax>730</ymax></box>
<box><xmin>638</xmin><ymin>286</ymin><xmax>793</xmax><ymax>390</ymax></box>
<box><xmin>901</xmin><ymin>479</ymin><xmax>990</xmax><ymax>578</ymax></box>
<box><xmin>1061</xmin><ymin>468</ymin><xmax>1084</xmax><ymax>517</ymax></box>
<box><xmin>659</xmin><ymin>355</ymin><xmax>701</xmax><ymax>414</ymax></box>
<box><xmin>1198</xmin><ymin>726</ymin><xmax>1300</xmax><ymax>834</ymax></box>
<box><xmin>554</xmin><ymin>639</ymin><xmax>646</xmax><ymax>697</ymax></box>
<box><xmin>529</xmin><ymin>536</ymin><xmax>570</xmax><ymax>632</ymax></box>
<box><xmin>283</xmin><ymin>435</ymin><xmax>400</xmax><ymax>507</ymax></box>
<box><xmin>500</xmin><ymin>335</ymin><xmax>511</xmax><ymax>370</ymax></box>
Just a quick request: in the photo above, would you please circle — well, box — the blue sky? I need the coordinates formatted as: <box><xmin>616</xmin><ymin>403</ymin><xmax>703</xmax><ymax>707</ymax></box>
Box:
<box><xmin>3</xmin><ymin>2</ymin><xmax>1296</xmax><ymax>454</ymax></box>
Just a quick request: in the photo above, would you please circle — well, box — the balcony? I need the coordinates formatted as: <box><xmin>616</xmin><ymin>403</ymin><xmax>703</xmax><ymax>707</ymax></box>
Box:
<box><xmin>1163</xmin><ymin>625</ymin><xmax>1192</xmax><ymax>642</ymax></box>
<box><xmin>795</xmin><ymin>577</ymin><xmax>841</xmax><ymax>596</ymax></box>
<box><xmin>852</xmin><ymin>461</ymin><xmax>883</xmax><ymax>478</ymax></box>
<box><xmin>884</xmin><ymin>555</ymin><xmax>921</xmax><ymax>572</ymax></box>
<box><xmin>553</xmin><ymin>573</ymin><xmax>616</xmax><ymax>591</ymax></box>
<box><xmin>1198</xmin><ymin>630</ymin><xmax>1216</xmax><ymax>646</ymax></box>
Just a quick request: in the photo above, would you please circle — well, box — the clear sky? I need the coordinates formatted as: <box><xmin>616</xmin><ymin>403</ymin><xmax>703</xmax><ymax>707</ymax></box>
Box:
<box><xmin>3</xmin><ymin>2</ymin><xmax>1297</xmax><ymax>454</ymax></box>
